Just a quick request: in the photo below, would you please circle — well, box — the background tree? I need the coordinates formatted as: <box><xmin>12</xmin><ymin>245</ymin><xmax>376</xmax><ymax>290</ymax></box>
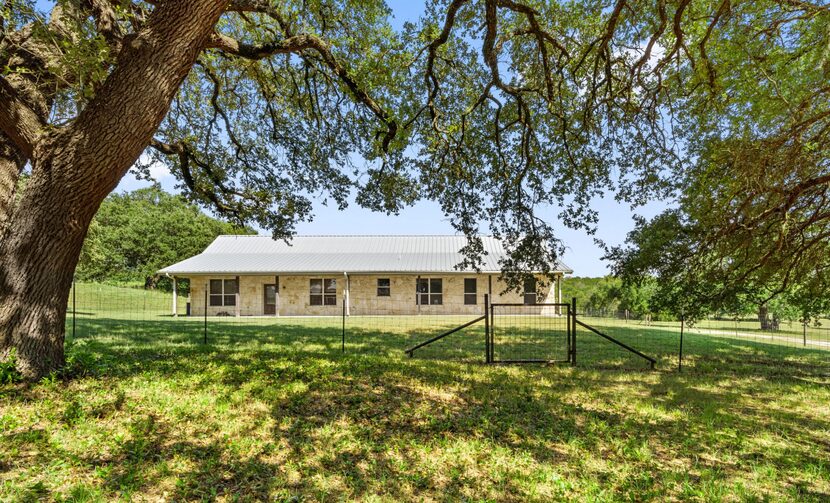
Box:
<box><xmin>603</xmin><ymin>1</ymin><xmax>830</xmax><ymax>325</ymax></box>
<box><xmin>1</xmin><ymin>0</ymin><xmax>827</xmax><ymax>378</ymax></box>
<box><xmin>76</xmin><ymin>185</ymin><xmax>251</xmax><ymax>288</ymax></box>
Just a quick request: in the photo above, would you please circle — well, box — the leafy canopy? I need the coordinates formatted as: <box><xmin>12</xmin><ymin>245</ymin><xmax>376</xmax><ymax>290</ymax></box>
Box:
<box><xmin>3</xmin><ymin>0</ymin><xmax>828</xmax><ymax>291</ymax></box>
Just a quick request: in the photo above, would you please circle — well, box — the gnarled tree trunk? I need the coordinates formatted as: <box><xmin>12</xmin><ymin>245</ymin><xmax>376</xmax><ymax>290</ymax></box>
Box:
<box><xmin>0</xmin><ymin>0</ymin><xmax>228</xmax><ymax>379</ymax></box>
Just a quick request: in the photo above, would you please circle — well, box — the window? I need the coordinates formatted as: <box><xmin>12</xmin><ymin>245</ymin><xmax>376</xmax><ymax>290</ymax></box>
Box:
<box><xmin>310</xmin><ymin>279</ymin><xmax>336</xmax><ymax>306</ymax></box>
<box><xmin>209</xmin><ymin>279</ymin><xmax>238</xmax><ymax>307</ymax></box>
<box><xmin>464</xmin><ymin>278</ymin><xmax>477</xmax><ymax>305</ymax></box>
<box><xmin>523</xmin><ymin>277</ymin><xmax>537</xmax><ymax>305</ymax></box>
<box><xmin>377</xmin><ymin>278</ymin><xmax>391</xmax><ymax>297</ymax></box>
<box><xmin>416</xmin><ymin>278</ymin><xmax>443</xmax><ymax>305</ymax></box>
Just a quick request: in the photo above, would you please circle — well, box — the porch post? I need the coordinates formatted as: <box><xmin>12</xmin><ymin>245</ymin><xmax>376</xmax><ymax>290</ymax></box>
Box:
<box><xmin>172</xmin><ymin>276</ymin><xmax>178</xmax><ymax>317</ymax></box>
<box><xmin>275</xmin><ymin>275</ymin><xmax>280</xmax><ymax>317</ymax></box>
<box><xmin>343</xmin><ymin>272</ymin><xmax>350</xmax><ymax>317</ymax></box>
<box><xmin>557</xmin><ymin>274</ymin><xmax>563</xmax><ymax>315</ymax></box>
<box><xmin>235</xmin><ymin>275</ymin><xmax>241</xmax><ymax>317</ymax></box>
<box><xmin>416</xmin><ymin>274</ymin><xmax>421</xmax><ymax>314</ymax></box>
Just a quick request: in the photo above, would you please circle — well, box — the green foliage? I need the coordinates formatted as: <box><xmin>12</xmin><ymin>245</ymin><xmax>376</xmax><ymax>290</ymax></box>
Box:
<box><xmin>0</xmin><ymin>349</ymin><xmax>22</xmax><ymax>384</ymax></box>
<box><xmin>75</xmin><ymin>186</ymin><xmax>251</xmax><ymax>289</ymax></box>
<box><xmin>562</xmin><ymin>276</ymin><xmax>618</xmax><ymax>312</ymax></box>
<box><xmin>608</xmin><ymin>211</ymin><xmax>818</xmax><ymax>323</ymax></box>
<box><xmin>5</xmin><ymin>0</ymin><xmax>829</xmax><ymax>298</ymax></box>
<box><xmin>143</xmin><ymin>0</ymin><xmax>828</xmax><ymax>291</ymax></box>
<box><xmin>564</xmin><ymin>276</ymin><xmax>660</xmax><ymax>316</ymax></box>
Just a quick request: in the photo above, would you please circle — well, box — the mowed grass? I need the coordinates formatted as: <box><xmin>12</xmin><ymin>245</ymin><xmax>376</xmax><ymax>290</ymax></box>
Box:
<box><xmin>1</xmin><ymin>284</ymin><xmax>829</xmax><ymax>501</ymax></box>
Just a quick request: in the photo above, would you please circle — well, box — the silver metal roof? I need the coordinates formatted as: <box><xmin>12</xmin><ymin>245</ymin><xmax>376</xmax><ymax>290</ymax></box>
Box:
<box><xmin>158</xmin><ymin>235</ymin><xmax>574</xmax><ymax>275</ymax></box>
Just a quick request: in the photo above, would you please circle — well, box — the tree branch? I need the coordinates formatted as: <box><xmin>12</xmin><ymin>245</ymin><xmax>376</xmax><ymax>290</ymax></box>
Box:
<box><xmin>0</xmin><ymin>76</ymin><xmax>43</xmax><ymax>158</ymax></box>
<box><xmin>208</xmin><ymin>31</ymin><xmax>398</xmax><ymax>152</ymax></box>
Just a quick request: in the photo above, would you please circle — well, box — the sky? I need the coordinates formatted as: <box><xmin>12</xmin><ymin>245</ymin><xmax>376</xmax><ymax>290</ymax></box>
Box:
<box><xmin>110</xmin><ymin>0</ymin><xmax>671</xmax><ymax>277</ymax></box>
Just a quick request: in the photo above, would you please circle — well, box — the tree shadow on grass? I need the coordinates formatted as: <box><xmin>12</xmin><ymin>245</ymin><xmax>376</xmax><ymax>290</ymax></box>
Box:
<box><xmin>16</xmin><ymin>316</ymin><xmax>825</xmax><ymax>500</ymax></box>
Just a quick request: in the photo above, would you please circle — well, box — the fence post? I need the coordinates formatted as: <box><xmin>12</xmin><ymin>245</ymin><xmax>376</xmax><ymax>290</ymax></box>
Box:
<box><xmin>490</xmin><ymin>294</ymin><xmax>495</xmax><ymax>363</ymax></box>
<box><xmin>484</xmin><ymin>294</ymin><xmax>490</xmax><ymax>363</ymax></box>
<box><xmin>803</xmin><ymin>322</ymin><xmax>807</xmax><ymax>347</ymax></box>
<box><xmin>566</xmin><ymin>298</ymin><xmax>572</xmax><ymax>362</ymax></box>
<box><xmin>203</xmin><ymin>288</ymin><xmax>208</xmax><ymax>345</ymax></box>
<box><xmin>571</xmin><ymin>297</ymin><xmax>577</xmax><ymax>366</ymax></box>
<box><xmin>341</xmin><ymin>297</ymin><xmax>346</xmax><ymax>353</ymax></box>
<box><xmin>72</xmin><ymin>279</ymin><xmax>76</xmax><ymax>340</ymax></box>
<box><xmin>678</xmin><ymin>312</ymin><xmax>684</xmax><ymax>372</ymax></box>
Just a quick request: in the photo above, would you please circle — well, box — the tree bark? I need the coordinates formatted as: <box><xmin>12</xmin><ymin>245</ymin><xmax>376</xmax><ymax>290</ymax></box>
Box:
<box><xmin>0</xmin><ymin>132</ymin><xmax>26</xmax><ymax>238</ymax></box>
<box><xmin>0</xmin><ymin>0</ymin><xmax>229</xmax><ymax>379</ymax></box>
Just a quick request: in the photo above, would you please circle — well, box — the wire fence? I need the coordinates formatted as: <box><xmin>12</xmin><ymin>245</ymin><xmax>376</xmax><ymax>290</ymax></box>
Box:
<box><xmin>65</xmin><ymin>282</ymin><xmax>830</xmax><ymax>376</ymax></box>
<box><xmin>576</xmin><ymin>308</ymin><xmax>830</xmax><ymax>374</ymax></box>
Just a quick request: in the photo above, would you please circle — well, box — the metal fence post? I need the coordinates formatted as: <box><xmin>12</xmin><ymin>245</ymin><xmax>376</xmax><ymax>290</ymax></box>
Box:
<box><xmin>678</xmin><ymin>312</ymin><xmax>685</xmax><ymax>372</ymax></box>
<box><xmin>341</xmin><ymin>298</ymin><xmax>346</xmax><ymax>353</ymax></box>
<box><xmin>72</xmin><ymin>279</ymin><xmax>76</xmax><ymax>340</ymax></box>
<box><xmin>203</xmin><ymin>288</ymin><xmax>208</xmax><ymax>345</ymax></box>
<box><xmin>489</xmin><ymin>295</ymin><xmax>495</xmax><ymax>363</ymax></box>
<box><xmin>803</xmin><ymin>322</ymin><xmax>807</xmax><ymax>347</ymax></box>
<box><xmin>571</xmin><ymin>297</ymin><xmax>577</xmax><ymax>366</ymax></box>
<box><xmin>484</xmin><ymin>294</ymin><xmax>490</xmax><ymax>363</ymax></box>
<box><xmin>566</xmin><ymin>300</ymin><xmax>572</xmax><ymax>363</ymax></box>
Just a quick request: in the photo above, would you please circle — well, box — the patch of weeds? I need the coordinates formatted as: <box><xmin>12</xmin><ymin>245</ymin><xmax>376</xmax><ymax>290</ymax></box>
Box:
<box><xmin>61</xmin><ymin>399</ymin><xmax>86</xmax><ymax>426</ymax></box>
<box><xmin>61</xmin><ymin>341</ymin><xmax>111</xmax><ymax>379</ymax></box>
<box><xmin>56</xmin><ymin>483</ymin><xmax>104</xmax><ymax>503</ymax></box>
<box><xmin>0</xmin><ymin>349</ymin><xmax>22</xmax><ymax>384</ymax></box>
<box><xmin>19</xmin><ymin>480</ymin><xmax>50</xmax><ymax>502</ymax></box>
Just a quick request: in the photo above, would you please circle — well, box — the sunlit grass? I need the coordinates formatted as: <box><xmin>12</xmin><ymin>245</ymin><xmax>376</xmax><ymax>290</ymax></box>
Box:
<box><xmin>1</xmin><ymin>283</ymin><xmax>826</xmax><ymax>500</ymax></box>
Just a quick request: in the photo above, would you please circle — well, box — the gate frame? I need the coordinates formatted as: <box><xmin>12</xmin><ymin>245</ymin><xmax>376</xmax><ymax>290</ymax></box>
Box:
<box><xmin>488</xmin><ymin>302</ymin><xmax>573</xmax><ymax>364</ymax></box>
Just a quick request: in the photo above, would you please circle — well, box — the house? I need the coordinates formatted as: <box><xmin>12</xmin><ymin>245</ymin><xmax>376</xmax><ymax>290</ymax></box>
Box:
<box><xmin>158</xmin><ymin>235</ymin><xmax>573</xmax><ymax>316</ymax></box>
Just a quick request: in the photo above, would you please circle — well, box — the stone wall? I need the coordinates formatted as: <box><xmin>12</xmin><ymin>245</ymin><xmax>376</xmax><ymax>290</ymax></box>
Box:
<box><xmin>186</xmin><ymin>273</ymin><xmax>562</xmax><ymax>317</ymax></box>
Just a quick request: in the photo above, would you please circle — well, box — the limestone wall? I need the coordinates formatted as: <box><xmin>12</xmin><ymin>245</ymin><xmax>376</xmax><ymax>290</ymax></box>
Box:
<box><xmin>186</xmin><ymin>273</ymin><xmax>562</xmax><ymax>317</ymax></box>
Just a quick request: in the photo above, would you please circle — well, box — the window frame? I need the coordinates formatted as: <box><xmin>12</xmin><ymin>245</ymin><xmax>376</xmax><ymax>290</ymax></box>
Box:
<box><xmin>310</xmin><ymin>278</ymin><xmax>337</xmax><ymax>306</ymax></box>
<box><xmin>377</xmin><ymin>278</ymin><xmax>391</xmax><ymax>297</ymax></box>
<box><xmin>209</xmin><ymin>279</ymin><xmax>238</xmax><ymax>307</ymax></box>
<box><xmin>416</xmin><ymin>277</ymin><xmax>443</xmax><ymax>305</ymax></box>
<box><xmin>464</xmin><ymin>278</ymin><xmax>477</xmax><ymax>305</ymax></box>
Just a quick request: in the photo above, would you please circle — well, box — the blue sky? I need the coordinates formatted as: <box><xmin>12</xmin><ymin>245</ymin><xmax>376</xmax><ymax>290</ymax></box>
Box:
<box><xmin>108</xmin><ymin>0</ymin><xmax>670</xmax><ymax>276</ymax></box>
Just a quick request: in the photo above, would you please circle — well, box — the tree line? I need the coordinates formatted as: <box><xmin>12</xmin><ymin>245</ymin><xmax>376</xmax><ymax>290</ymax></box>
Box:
<box><xmin>567</xmin><ymin>276</ymin><xmax>812</xmax><ymax>327</ymax></box>
<box><xmin>76</xmin><ymin>185</ymin><xmax>252</xmax><ymax>292</ymax></box>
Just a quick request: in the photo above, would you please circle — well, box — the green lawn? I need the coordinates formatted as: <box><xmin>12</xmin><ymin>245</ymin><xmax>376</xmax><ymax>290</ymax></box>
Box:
<box><xmin>1</xmin><ymin>284</ymin><xmax>829</xmax><ymax>501</ymax></box>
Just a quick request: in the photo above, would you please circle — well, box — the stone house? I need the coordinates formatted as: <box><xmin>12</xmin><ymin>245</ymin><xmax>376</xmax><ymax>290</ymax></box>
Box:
<box><xmin>159</xmin><ymin>235</ymin><xmax>572</xmax><ymax>317</ymax></box>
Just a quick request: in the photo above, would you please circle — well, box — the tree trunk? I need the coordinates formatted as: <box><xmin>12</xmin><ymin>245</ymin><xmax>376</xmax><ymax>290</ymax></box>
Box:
<box><xmin>0</xmin><ymin>0</ymin><xmax>228</xmax><ymax>379</ymax></box>
<box><xmin>0</xmin><ymin>167</ymin><xmax>90</xmax><ymax>375</ymax></box>
<box><xmin>758</xmin><ymin>304</ymin><xmax>770</xmax><ymax>330</ymax></box>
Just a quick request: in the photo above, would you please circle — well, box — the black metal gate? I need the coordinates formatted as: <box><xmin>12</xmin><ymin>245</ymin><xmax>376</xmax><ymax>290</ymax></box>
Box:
<box><xmin>488</xmin><ymin>303</ymin><xmax>572</xmax><ymax>363</ymax></box>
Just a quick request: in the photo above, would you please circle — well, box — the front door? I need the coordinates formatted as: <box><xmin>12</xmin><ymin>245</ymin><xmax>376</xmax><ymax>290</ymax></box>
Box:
<box><xmin>264</xmin><ymin>284</ymin><xmax>277</xmax><ymax>315</ymax></box>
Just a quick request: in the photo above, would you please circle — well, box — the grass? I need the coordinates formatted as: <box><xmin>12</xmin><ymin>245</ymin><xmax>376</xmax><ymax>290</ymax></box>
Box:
<box><xmin>0</xmin><ymin>283</ymin><xmax>828</xmax><ymax>501</ymax></box>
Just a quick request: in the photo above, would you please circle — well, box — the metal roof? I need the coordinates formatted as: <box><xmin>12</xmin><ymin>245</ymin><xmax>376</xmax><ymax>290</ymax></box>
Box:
<box><xmin>158</xmin><ymin>235</ymin><xmax>574</xmax><ymax>275</ymax></box>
